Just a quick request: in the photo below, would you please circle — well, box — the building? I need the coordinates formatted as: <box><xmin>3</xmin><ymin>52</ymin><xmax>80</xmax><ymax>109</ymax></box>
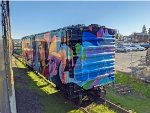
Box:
<box><xmin>131</xmin><ymin>32</ymin><xmax>150</xmax><ymax>43</ymax></box>
<box><xmin>12</xmin><ymin>39</ymin><xmax>22</xmax><ymax>54</ymax></box>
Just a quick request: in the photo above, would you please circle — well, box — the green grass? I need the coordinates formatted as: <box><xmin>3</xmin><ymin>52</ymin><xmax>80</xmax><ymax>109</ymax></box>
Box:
<box><xmin>14</xmin><ymin>49</ymin><xmax>22</xmax><ymax>55</ymax></box>
<box><xmin>14</xmin><ymin>59</ymin><xmax>150</xmax><ymax>113</ymax></box>
<box><xmin>14</xmin><ymin>59</ymin><xmax>84</xmax><ymax>113</ymax></box>
<box><xmin>106</xmin><ymin>72</ymin><xmax>150</xmax><ymax>113</ymax></box>
<box><xmin>90</xmin><ymin>105</ymin><xmax>115</xmax><ymax>113</ymax></box>
<box><xmin>115</xmin><ymin>72</ymin><xmax>150</xmax><ymax>97</ymax></box>
<box><xmin>107</xmin><ymin>88</ymin><xmax>150</xmax><ymax>113</ymax></box>
<box><xmin>15</xmin><ymin>59</ymin><xmax>26</xmax><ymax>68</ymax></box>
<box><xmin>14</xmin><ymin>58</ymin><xmax>115</xmax><ymax>113</ymax></box>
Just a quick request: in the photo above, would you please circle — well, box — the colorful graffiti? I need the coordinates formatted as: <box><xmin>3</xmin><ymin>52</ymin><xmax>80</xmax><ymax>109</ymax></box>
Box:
<box><xmin>22</xmin><ymin>24</ymin><xmax>116</xmax><ymax>90</ymax></box>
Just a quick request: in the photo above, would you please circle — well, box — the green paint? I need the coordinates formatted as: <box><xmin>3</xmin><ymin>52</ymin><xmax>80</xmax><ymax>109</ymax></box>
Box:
<box><xmin>70</xmin><ymin>50</ymin><xmax>74</xmax><ymax>58</ymax></box>
<box><xmin>75</xmin><ymin>43</ymin><xmax>86</xmax><ymax>60</ymax></box>
<box><xmin>81</xmin><ymin>48</ymin><xmax>86</xmax><ymax>60</ymax></box>
<box><xmin>75</xmin><ymin>43</ymin><xmax>81</xmax><ymax>54</ymax></box>
<box><xmin>83</xmin><ymin>80</ymin><xmax>93</xmax><ymax>89</ymax></box>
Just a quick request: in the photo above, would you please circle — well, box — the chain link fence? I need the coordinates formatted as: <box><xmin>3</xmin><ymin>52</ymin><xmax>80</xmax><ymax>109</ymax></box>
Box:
<box><xmin>130</xmin><ymin>55</ymin><xmax>150</xmax><ymax>83</ymax></box>
<box><xmin>0</xmin><ymin>1</ymin><xmax>16</xmax><ymax>113</ymax></box>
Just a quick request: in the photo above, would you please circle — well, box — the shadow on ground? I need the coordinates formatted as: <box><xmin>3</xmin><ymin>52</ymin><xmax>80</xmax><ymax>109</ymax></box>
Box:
<box><xmin>13</xmin><ymin>64</ymin><xmax>82</xmax><ymax>113</ymax></box>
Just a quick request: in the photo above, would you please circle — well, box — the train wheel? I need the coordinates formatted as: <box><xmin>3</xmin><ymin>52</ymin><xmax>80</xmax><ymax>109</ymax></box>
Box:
<box><xmin>34</xmin><ymin>70</ymin><xmax>38</xmax><ymax>75</ymax></box>
<box><xmin>101</xmin><ymin>87</ymin><xmax>106</xmax><ymax>99</ymax></box>
<box><xmin>77</xmin><ymin>93</ymin><xmax>82</xmax><ymax>106</ymax></box>
<box><xmin>26</xmin><ymin>64</ymin><xmax>28</xmax><ymax>67</ymax></box>
<box><xmin>99</xmin><ymin>87</ymin><xmax>106</xmax><ymax>103</ymax></box>
<box><xmin>46</xmin><ymin>62</ymin><xmax>62</xmax><ymax>90</ymax></box>
<box><xmin>94</xmin><ymin>87</ymin><xmax>106</xmax><ymax>103</ymax></box>
<box><xmin>38</xmin><ymin>66</ymin><xmax>42</xmax><ymax>74</ymax></box>
<box><xmin>55</xmin><ymin>86</ymin><xmax>60</xmax><ymax>90</ymax></box>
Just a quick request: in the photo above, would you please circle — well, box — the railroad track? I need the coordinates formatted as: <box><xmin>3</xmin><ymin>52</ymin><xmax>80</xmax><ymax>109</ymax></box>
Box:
<box><xmin>13</xmin><ymin>54</ymin><xmax>131</xmax><ymax>113</ymax></box>
<box><xmin>79</xmin><ymin>98</ymin><xmax>131</xmax><ymax>113</ymax></box>
<box><xmin>104</xmin><ymin>99</ymin><xmax>130</xmax><ymax>113</ymax></box>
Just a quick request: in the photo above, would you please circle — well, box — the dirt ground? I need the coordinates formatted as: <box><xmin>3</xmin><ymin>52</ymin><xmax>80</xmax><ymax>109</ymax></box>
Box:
<box><xmin>12</xmin><ymin>57</ymin><xmax>43</xmax><ymax>113</ymax></box>
<box><xmin>115</xmin><ymin>51</ymin><xmax>147</xmax><ymax>73</ymax></box>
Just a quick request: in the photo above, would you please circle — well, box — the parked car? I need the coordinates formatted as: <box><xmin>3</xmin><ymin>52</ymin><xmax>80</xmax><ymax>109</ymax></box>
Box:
<box><xmin>134</xmin><ymin>45</ymin><xmax>146</xmax><ymax>51</ymax></box>
<box><xmin>129</xmin><ymin>45</ymin><xmax>138</xmax><ymax>51</ymax></box>
<box><xmin>116</xmin><ymin>46</ymin><xmax>130</xmax><ymax>52</ymax></box>
<box><xmin>124</xmin><ymin>45</ymin><xmax>132</xmax><ymax>51</ymax></box>
<box><xmin>140</xmin><ymin>43</ymin><xmax>150</xmax><ymax>49</ymax></box>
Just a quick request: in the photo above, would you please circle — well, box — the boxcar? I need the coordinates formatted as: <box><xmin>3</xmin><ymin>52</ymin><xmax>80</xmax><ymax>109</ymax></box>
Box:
<box><xmin>22</xmin><ymin>24</ymin><xmax>116</xmax><ymax>103</ymax></box>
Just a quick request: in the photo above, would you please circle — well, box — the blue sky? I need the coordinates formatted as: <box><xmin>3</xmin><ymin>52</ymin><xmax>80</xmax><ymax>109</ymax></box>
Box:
<box><xmin>10</xmin><ymin>1</ymin><xmax>150</xmax><ymax>39</ymax></box>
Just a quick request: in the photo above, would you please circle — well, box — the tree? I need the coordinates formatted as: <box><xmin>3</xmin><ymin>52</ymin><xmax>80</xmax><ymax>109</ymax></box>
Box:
<box><xmin>148</xmin><ymin>28</ymin><xmax>150</xmax><ymax>34</ymax></box>
<box><xmin>142</xmin><ymin>25</ymin><xmax>147</xmax><ymax>33</ymax></box>
<box><xmin>115</xmin><ymin>33</ymin><xmax>119</xmax><ymax>39</ymax></box>
<box><xmin>115</xmin><ymin>30</ymin><xmax>119</xmax><ymax>39</ymax></box>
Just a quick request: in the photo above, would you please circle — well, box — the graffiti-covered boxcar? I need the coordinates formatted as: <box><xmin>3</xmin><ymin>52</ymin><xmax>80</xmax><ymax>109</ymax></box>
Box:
<box><xmin>22</xmin><ymin>24</ymin><xmax>116</xmax><ymax>103</ymax></box>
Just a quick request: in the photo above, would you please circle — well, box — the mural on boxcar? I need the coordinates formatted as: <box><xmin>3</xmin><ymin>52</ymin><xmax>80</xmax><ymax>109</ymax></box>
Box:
<box><xmin>22</xmin><ymin>26</ymin><xmax>116</xmax><ymax>90</ymax></box>
<box><xmin>38</xmin><ymin>41</ymin><xmax>45</xmax><ymax>74</ymax></box>
<box><xmin>46</xmin><ymin>32</ymin><xmax>68</xmax><ymax>84</ymax></box>
<box><xmin>23</xmin><ymin>37</ymin><xmax>31</xmax><ymax>65</ymax></box>
<box><xmin>33</xmin><ymin>33</ymin><xmax>49</xmax><ymax>75</ymax></box>
<box><xmin>67</xmin><ymin>27</ymin><xmax>115</xmax><ymax>89</ymax></box>
<box><xmin>22</xmin><ymin>36</ymin><xmax>34</xmax><ymax>67</ymax></box>
<box><xmin>45</xmin><ymin>26</ymin><xmax>115</xmax><ymax>89</ymax></box>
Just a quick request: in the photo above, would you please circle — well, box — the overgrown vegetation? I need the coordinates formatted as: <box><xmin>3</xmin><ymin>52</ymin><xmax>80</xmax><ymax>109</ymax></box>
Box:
<box><xmin>106</xmin><ymin>71</ymin><xmax>150</xmax><ymax>113</ymax></box>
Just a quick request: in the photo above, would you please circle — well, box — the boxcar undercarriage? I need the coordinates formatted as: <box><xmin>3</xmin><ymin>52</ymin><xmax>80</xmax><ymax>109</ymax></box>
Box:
<box><xmin>27</xmin><ymin>63</ymin><xmax>107</xmax><ymax>106</ymax></box>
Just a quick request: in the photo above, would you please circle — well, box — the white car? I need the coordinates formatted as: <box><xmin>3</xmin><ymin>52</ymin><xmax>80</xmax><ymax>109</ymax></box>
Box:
<box><xmin>116</xmin><ymin>46</ymin><xmax>130</xmax><ymax>52</ymax></box>
<box><xmin>129</xmin><ymin>45</ymin><xmax>138</xmax><ymax>51</ymax></box>
<box><xmin>135</xmin><ymin>45</ymin><xmax>146</xmax><ymax>51</ymax></box>
<box><xmin>124</xmin><ymin>46</ymin><xmax>132</xmax><ymax>51</ymax></box>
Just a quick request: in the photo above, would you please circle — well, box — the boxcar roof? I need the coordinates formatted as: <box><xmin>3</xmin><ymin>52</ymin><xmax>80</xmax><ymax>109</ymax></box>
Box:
<box><xmin>21</xmin><ymin>24</ymin><xmax>116</xmax><ymax>40</ymax></box>
<box><xmin>22</xmin><ymin>31</ymin><xmax>50</xmax><ymax>40</ymax></box>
